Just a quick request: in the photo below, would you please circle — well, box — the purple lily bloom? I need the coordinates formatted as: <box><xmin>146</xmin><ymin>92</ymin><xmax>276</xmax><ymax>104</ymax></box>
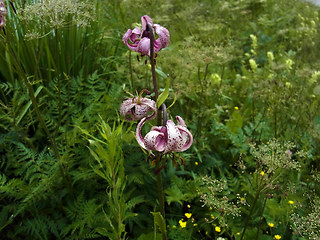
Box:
<box><xmin>136</xmin><ymin>116</ymin><xmax>193</xmax><ymax>154</ymax></box>
<box><xmin>120</xmin><ymin>97</ymin><xmax>157</xmax><ymax>121</ymax></box>
<box><xmin>122</xmin><ymin>15</ymin><xmax>170</xmax><ymax>56</ymax></box>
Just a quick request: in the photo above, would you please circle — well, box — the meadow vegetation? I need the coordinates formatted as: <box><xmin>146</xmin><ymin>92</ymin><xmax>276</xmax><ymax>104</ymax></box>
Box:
<box><xmin>0</xmin><ymin>0</ymin><xmax>320</xmax><ymax>239</ymax></box>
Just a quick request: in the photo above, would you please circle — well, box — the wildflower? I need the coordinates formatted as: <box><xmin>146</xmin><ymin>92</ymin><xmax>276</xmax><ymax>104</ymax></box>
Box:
<box><xmin>122</xmin><ymin>15</ymin><xmax>170</xmax><ymax>56</ymax></box>
<box><xmin>285</xmin><ymin>82</ymin><xmax>292</xmax><ymax>88</ymax></box>
<box><xmin>195</xmin><ymin>161</ymin><xmax>199</xmax><ymax>165</ymax></box>
<box><xmin>286</xmin><ymin>59</ymin><xmax>293</xmax><ymax>71</ymax></box>
<box><xmin>268</xmin><ymin>222</ymin><xmax>275</xmax><ymax>227</ymax></box>
<box><xmin>215</xmin><ymin>226</ymin><xmax>221</xmax><ymax>232</ymax></box>
<box><xmin>288</xmin><ymin>200</ymin><xmax>294</xmax><ymax>205</ymax></box>
<box><xmin>234</xmin><ymin>106</ymin><xmax>239</xmax><ymax>110</ymax></box>
<box><xmin>285</xmin><ymin>149</ymin><xmax>292</xmax><ymax>157</ymax></box>
<box><xmin>179</xmin><ymin>219</ymin><xmax>187</xmax><ymax>228</ymax></box>
<box><xmin>187</xmin><ymin>204</ymin><xmax>191</xmax><ymax>208</ymax></box>
<box><xmin>274</xmin><ymin>235</ymin><xmax>281</xmax><ymax>239</ymax></box>
<box><xmin>267</xmin><ymin>51</ymin><xmax>275</xmax><ymax>62</ymax></box>
<box><xmin>120</xmin><ymin>95</ymin><xmax>157</xmax><ymax>121</ymax></box>
<box><xmin>136</xmin><ymin>116</ymin><xmax>193</xmax><ymax>154</ymax></box>
<box><xmin>185</xmin><ymin>213</ymin><xmax>192</xmax><ymax>218</ymax></box>
<box><xmin>249</xmin><ymin>59</ymin><xmax>258</xmax><ymax>72</ymax></box>
<box><xmin>260</xmin><ymin>171</ymin><xmax>265</xmax><ymax>176</ymax></box>
<box><xmin>193</xmin><ymin>223</ymin><xmax>198</xmax><ymax>227</ymax></box>
<box><xmin>250</xmin><ymin>34</ymin><xmax>258</xmax><ymax>50</ymax></box>
<box><xmin>210</xmin><ymin>73</ymin><xmax>221</xmax><ymax>85</ymax></box>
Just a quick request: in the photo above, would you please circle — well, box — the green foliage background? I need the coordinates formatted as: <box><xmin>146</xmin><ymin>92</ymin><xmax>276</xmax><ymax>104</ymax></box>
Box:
<box><xmin>0</xmin><ymin>0</ymin><xmax>320</xmax><ymax>239</ymax></box>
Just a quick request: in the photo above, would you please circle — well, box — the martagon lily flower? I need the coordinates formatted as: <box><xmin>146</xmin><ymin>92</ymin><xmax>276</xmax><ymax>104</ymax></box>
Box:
<box><xmin>122</xmin><ymin>15</ymin><xmax>170</xmax><ymax>56</ymax></box>
<box><xmin>136</xmin><ymin>116</ymin><xmax>193</xmax><ymax>154</ymax></box>
<box><xmin>120</xmin><ymin>97</ymin><xmax>157</xmax><ymax>121</ymax></box>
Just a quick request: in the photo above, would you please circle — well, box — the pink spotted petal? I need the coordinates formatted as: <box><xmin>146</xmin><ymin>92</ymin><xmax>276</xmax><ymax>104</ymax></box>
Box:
<box><xmin>136</xmin><ymin>117</ymin><xmax>147</xmax><ymax>150</ymax></box>
<box><xmin>164</xmin><ymin>120</ymin><xmax>183</xmax><ymax>153</ymax></box>
<box><xmin>144</xmin><ymin>129</ymin><xmax>166</xmax><ymax>152</ymax></box>
<box><xmin>122</xmin><ymin>29</ymin><xmax>139</xmax><ymax>52</ymax></box>
<box><xmin>141</xmin><ymin>15</ymin><xmax>153</xmax><ymax>32</ymax></box>
<box><xmin>137</xmin><ymin>37</ymin><xmax>150</xmax><ymax>56</ymax></box>
<box><xmin>176</xmin><ymin>126</ymin><xmax>193</xmax><ymax>152</ymax></box>
<box><xmin>154</xmin><ymin>24</ymin><xmax>170</xmax><ymax>53</ymax></box>
<box><xmin>176</xmin><ymin>116</ymin><xmax>186</xmax><ymax>127</ymax></box>
<box><xmin>119</xmin><ymin>99</ymin><xmax>135</xmax><ymax>120</ymax></box>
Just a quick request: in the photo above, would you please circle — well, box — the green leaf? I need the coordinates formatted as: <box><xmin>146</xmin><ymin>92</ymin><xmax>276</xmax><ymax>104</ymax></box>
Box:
<box><xmin>150</xmin><ymin>212</ymin><xmax>167</xmax><ymax>236</ymax></box>
<box><xmin>157</xmin><ymin>76</ymin><xmax>170</xmax><ymax>109</ymax></box>
<box><xmin>155</xmin><ymin>67</ymin><xmax>167</xmax><ymax>79</ymax></box>
<box><xmin>16</xmin><ymin>86</ymin><xmax>43</xmax><ymax>125</ymax></box>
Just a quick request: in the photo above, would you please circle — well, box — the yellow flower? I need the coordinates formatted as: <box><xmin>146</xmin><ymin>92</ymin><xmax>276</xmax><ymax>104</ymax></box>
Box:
<box><xmin>185</xmin><ymin>213</ymin><xmax>192</xmax><ymax>219</ymax></box>
<box><xmin>234</xmin><ymin>106</ymin><xmax>239</xmax><ymax>110</ymax></box>
<box><xmin>260</xmin><ymin>171</ymin><xmax>265</xmax><ymax>176</ymax></box>
<box><xmin>195</xmin><ymin>162</ymin><xmax>199</xmax><ymax>165</ymax></box>
<box><xmin>274</xmin><ymin>235</ymin><xmax>281</xmax><ymax>239</ymax></box>
<box><xmin>187</xmin><ymin>204</ymin><xmax>191</xmax><ymax>208</ymax></box>
<box><xmin>179</xmin><ymin>219</ymin><xmax>186</xmax><ymax>228</ymax></box>
<box><xmin>215</xmin><ymin>226</ymin><xmax>221</xmax><ymax>232</ymax></box>
<box><xmin>193</xmin><ymin>223</ymin><xmax>198</xmax><ymax>227</ymax></box>
<box><xmin>268</xmin><ymin>222</ymin><xmax>275</xmax><ymax>227</ymax></box>
<box><xmin>289</xmin><ymin>200</ymin><xmax>294</xmax><ymax>205</ymax></box>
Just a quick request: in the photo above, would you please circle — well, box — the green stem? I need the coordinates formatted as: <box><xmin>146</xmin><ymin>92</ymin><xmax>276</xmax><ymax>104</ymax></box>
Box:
<box><xmin>240</xmin><ymin>188</ymin><xmax>262</xmax><ymax>240</ymax></box>
<box><xmin>129</xmin><ymin>50</ymin><xmax>133</xmax><ymax>90</ymax></box>
<box><xmin>255</xmin><ymin>197</ymin><xmax>267</xmax><ymax>240</ymax></box>
<box><xmin>147</xmin><ymin>22</ymin><xmax>167</xmax><ymax>240</ymax></box>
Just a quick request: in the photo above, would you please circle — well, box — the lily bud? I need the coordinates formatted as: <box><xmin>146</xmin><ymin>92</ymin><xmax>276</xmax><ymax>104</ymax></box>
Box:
<box><xmin>122</xmin><ymin>15</ymin><xmax>170</xmax><ymax>56</ymax></box>
<box><xmin>136</xmin><ymin>116</ymin><xmax>193</xmax><ymax>154</ymax></box>
<box><xmin>120</xmin><ymin>97</ymin><xmax>157</xmax><ymax>121</ymax></box>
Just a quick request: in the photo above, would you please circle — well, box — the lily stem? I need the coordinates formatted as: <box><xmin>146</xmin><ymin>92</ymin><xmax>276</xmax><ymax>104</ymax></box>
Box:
<box><xmin>147</xmin><ymin>22</ymin><xmax>167</xmax><ymax>240</ymax></box>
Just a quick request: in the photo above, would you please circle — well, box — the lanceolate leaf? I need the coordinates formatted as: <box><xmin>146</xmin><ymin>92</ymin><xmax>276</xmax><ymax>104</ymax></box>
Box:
<box><xmin>157</xmin><ymin>76</ymin><xmax>170</xmax><ymax>109</ymax></box>
<box><xmin>150</xmin><ymin>212</ymin><xmax>167</xmax><ymax>236</ymax></box>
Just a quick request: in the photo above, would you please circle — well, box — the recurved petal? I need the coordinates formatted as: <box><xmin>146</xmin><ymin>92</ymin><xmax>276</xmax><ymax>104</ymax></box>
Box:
<box><xmin>137</xmin><ymin>37</ymin><xmax>150</xmax><ymax>56</ymax></box>
<box><xmin>144</xmin><ymin>129</ymin><xmax>166</xmax><ymax>152</ymax></box>
<box><xmin>119</xmin><ymin>99</ymin><xmax>135</xmax><ymax>119</ymax></box>
<box><xmin>176</xmin><ymin>125</ymin><xmax>193</xmax><ymax>152</ymax></box>
<box><xmin>129</xmin><ymin>27</ymin><xmax>141</xmax><ymax>42</ymax></box>
<box><xmin>134</xmin><ymin>104</ymin><xmax>152</xmax><ymax>120</ymax></box>
<box><xmin>122</xmin><ymin>29</ymin><xmax>139</xmax><ymax>51</ymax></box>
<box><xmin>141</xmin><ymin>15</ymin><xmax>153</xmax><ymax>32</ymax></box>
<box><xmin>176</xmin><ymin>116</ymin><xmax>186</xmax><ymax>127</ymax></box>
<box><xmin>164</xmin><ymin>120</ymin><xmax>184</xmax><ymax>153</ymax></box>
<box><xmin>136</xmin><ymin>117</ymin><xmax>147</xmax><ymax>150</ymax></box>
<box><xmin>154</xmin><ymin>24</ymin><xmax>170</xmax><ymax>52</ymax></box>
